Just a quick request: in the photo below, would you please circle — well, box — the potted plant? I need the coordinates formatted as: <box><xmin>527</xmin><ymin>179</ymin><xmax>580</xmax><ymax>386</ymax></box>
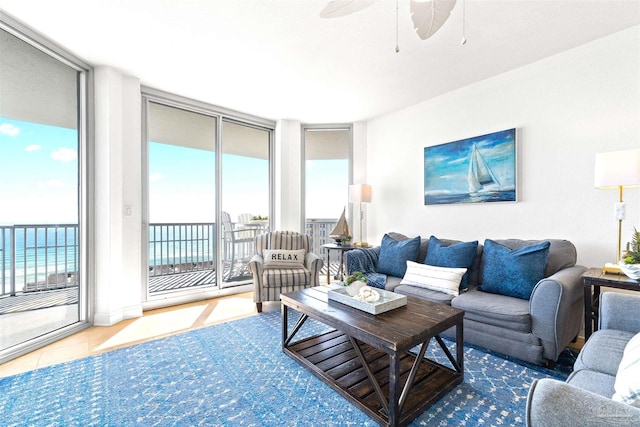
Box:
<box><xmin>621</xmin><ymin>227</ymin><xmax>640</xmax><ymax>279</ymax></box>
<box><xmin>344</xmin><ymin>271</ymin><xmax>368</xmax><ymax>296</ymax></box>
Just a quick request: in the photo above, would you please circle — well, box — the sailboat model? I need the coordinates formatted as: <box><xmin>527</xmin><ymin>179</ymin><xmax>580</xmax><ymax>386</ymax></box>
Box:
<box><xmin>468</xmin><ymin>144</ymin><xmax>500</xmax><ymax>193</ymax></box>
<box><xmin>329</xmin><ymin>207</ymin><xmax>352</xmax><ymax>245</ymax></box>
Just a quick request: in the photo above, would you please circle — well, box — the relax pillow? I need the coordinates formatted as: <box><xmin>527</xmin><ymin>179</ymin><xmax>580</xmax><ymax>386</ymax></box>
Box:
<box><xmin>424</xmin><ymin>236</ymin><xmax>478</xmax><ymax>291</ymax></box>
<box><xmin>401</xmin><ymin>261</ymin><xmax>467</xmax><ymax>296</ymax></box>
<box><xmin>377</xmin><ymin>234</ymin><xmax>421</xmax><ymax>278</ymax></box>
<box><xmin>263</xmin><ymin>249</ymin><xmax>306</xmax><ymax>269</ymax></box>
<box><xmin>613</xmin><ymin>332</ymin><xmax>640</xmax><ymax>407</ymax></box>
<box><xmin>480</xmin><ymin>239</ymin><xmax>550</xmax><ymax>300</ymax></box>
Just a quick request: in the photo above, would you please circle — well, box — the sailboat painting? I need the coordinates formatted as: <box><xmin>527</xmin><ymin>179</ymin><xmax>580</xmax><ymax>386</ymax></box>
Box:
<box><xmin>424</xmin><ymin>129</ymin><xmax>516</xmax><ymax>205</ymax></box>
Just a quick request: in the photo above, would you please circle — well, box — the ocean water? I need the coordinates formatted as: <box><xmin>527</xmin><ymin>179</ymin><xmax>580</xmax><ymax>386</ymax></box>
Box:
<box><xmin>425</xmin><ymin>190</ymin><xmax>517</xmax><ymax>205</ymax></box>
<box><xmin>1</xmin><ymin>225</ymin><xmax>79</xmax><ymax>291</ymax></box>
<box><xmin>2</xmin><ymin>223</ymin><xmax>219</xmax><ymax>293</ymax></box>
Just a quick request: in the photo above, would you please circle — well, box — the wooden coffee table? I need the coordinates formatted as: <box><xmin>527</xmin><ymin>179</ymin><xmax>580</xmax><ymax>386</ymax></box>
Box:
<box><xmin>280</xmin><ymin>286</ymin><xmax>464</xmax><ymax>427</ymax></box>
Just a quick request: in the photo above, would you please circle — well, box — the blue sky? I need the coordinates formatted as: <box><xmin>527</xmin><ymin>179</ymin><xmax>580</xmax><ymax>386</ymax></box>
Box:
<box><xmin>1</xmin><ymin>116</ymin><xmax>348</xmax><ymax>225</ymax></box>
<box><xmin>0</xmin><ymin>117</ymin><xmax>78</xmax><ymax>224</ymax></box>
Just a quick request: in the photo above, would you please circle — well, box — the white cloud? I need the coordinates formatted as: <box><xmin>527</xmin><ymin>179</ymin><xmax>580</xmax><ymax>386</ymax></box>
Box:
<box><xmin>51</xmin><ymin>147</ymin><xmax>77</xmax><ymax>162</ymax></box>
<box><xmin>0</xmin><ymin>123</ymin><xmax>20</xmax><ymax>137</ymax></box>
<box><xmin>149</xmin><ymin>173</ymin><xmax>163</xmax><ymax>182</ymax></box>
<box><xmin>25</xmin><ymin>144</ymin><xmax>41</xmax><ymax>152</ymax></box>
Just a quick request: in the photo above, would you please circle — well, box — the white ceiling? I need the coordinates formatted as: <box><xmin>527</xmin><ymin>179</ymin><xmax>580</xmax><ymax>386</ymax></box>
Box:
<box><xmin>1</xmin><ymin>0</ymin><xmax>639</xmax><ymax>123</ymax></box>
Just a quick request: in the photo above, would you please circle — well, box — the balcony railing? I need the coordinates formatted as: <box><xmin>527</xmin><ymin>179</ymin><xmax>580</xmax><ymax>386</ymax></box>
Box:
<box><xmin>1</xmin><ymin>224</ymin><xmax>79</xmax><ymax>297</ymax></box>
<box><xmin>1</xmin><ymin>219</ymin><xmax>340</xmax><ymax>297</ymax></box>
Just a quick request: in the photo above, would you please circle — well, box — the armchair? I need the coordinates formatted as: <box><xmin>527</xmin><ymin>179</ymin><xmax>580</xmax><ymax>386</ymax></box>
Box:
<box><xmin>248</xmin><ymin>231</ymin><xmax>324</xmax><ymax>312</ymax></box>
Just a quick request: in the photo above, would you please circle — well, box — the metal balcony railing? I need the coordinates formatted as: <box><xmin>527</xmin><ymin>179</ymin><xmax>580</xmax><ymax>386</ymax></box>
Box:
<box><xmin>1</xmin><ymin>219</ymin><xmax>340</xmax><ymax>298</ymax></box>
<box><xmin>0</xmin><ymin>224</ymin><xmax>79</xmax><ymax>297</ymax></box>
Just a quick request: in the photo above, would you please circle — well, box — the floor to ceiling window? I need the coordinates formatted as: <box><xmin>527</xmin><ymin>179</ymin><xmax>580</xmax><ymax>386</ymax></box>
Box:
<box><xmin>143</xmin><ymin>92</ymin><xmax>273</xmax><ymax>300</ymax></box>
<box><xmin>145</xmin><ymin>101</ymin><xmax>218</xmax><ymax>297</ymax></box>
<box><xmin>303</xmin><ymin>127</ymin><xmax>352</xmax><ymax>257</ymax></box>
<box><xmin>0</xmin><ymin>19</ymin><xmax>90</xmax><ymax>360</ymax></box>
<box><xmin>220</xmin><ymin>120</ymin><xmax>270</xmax><ymax>288</ymax></box>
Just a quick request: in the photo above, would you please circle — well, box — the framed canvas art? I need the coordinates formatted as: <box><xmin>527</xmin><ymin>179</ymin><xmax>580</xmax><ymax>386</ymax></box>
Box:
<box><xmin>424</xmin><ymin>128</ymin><xmax>517</xmax><ymax>205</ymax></box>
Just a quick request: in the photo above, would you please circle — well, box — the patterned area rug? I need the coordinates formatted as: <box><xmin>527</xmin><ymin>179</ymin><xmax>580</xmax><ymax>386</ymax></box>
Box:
<box><xmin>0</xmin><ymin>311</ymin><xmax>568</xmax><ymax>426</ymax></box>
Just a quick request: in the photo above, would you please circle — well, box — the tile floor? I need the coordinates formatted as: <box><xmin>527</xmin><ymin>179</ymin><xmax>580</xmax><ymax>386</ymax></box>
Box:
<box><xmin>0</xmin><ymin>291</ymin><xmax>281</xmax><ymax>379</ymax></box>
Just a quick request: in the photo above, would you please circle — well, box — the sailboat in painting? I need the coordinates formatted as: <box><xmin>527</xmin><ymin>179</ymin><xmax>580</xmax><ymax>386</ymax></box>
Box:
<box><xmin>329</xmin><ymin>207</ymin><xmax>351</xmax><ymax>245</ymax></box>
<box><xmin>467</xmin><ymin>144</ymin><xmax>500</xmax><ymax>194</ymax></box>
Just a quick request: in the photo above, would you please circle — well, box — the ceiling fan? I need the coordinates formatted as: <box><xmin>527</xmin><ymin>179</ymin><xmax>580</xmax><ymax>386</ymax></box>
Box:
<box><xmin>320</xmin><ymin>0</ymin><xmax>462</xmax><ymax>50</ymax></box>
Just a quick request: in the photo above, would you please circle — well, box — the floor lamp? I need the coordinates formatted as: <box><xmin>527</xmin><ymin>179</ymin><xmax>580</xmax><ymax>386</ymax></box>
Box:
<box><xmin>594</xmin><ymin>148</ymin><xmax>640</xmax><ymax>272</ymax></box>
<box><xmin>349</xmin><ymin>184</ymin><xmax>372</xmax><ymax>248</ymax></box>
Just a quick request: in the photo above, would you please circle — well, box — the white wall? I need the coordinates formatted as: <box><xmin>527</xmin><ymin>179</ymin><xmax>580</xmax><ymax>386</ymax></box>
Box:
<box><xmin>364</xmin><ymin>26</ymin><xmax>640</xmax><ymax>269</ymax></box>
<box><xmin>93</xmin><ymin>66</ymin><xmax>144</xmax><ymax>325</ymax></box>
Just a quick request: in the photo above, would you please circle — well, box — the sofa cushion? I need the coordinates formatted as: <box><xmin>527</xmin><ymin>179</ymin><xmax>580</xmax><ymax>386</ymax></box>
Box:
<box><xmin>481</xmin><ymin>239</ymin><xmax>577</xmax><ymax>279</ymax></box>
<box><xmin>452</xmin><ymin>287</ymin><xmax>532</xmax><ymax>332</ymax></box>
<box><xmin>574</xmin><ymin>329</ymin><xmax>636</xmax><ymax>376</ymax></box>
<box><xmin>261</xmin><ymin>267</ymin><xmax>310</xmax><ymax>288</ymax></box>
<box><xmin>613</xmin><ymin>332</ymin><xmax>640</xmax><ymax>407</ymax></box>
<box><xmin>480</xmin><ymin>239</ymin><xmax>550</xmax><ymax>300</ymax></box>
<box><xmin>400</xmin><ymin>261</ymin><xmax>466</xmax><ymax>296</ymax></box>
<box><xmin>377</xmin><ymin>234</ymin><xmax>421</xmax><ymax>278</ymax></box>
<box><xmin>394</xmin><ymin>284</ymin><xmax>456</xmax><ymax>304</ymax></box>
<box><xmin>424</xmin><ymin>236</ymin><xmax>478</xmax><ymax>291</ymax></box>
<box><xmin>567</xmin><ymin>369</ymin><xmax>617</xmax><ymax>399</ymax></box>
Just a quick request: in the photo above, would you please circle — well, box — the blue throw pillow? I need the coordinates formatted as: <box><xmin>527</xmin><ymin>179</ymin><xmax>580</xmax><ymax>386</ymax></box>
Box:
<box><xmin>424</xmin><ymin>236</ymin><xmax>478</xmax><ymax>291</ymax></box>
<box><xmin>480</xmin><ymin>239</ymin><xmax>551</xmax><ymax>300</ymax></box>
<box><xmin>377</xmin><ymin>234</ymin><xmax>421</xmax><ymax>278</ymax></box>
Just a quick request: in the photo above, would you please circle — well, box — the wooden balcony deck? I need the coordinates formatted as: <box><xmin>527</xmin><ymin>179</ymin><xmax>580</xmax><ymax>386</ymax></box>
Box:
<box><xmin>0</xmin><ymin>263</ymin><xmax>340</xmax><ymax>315</ymax></box>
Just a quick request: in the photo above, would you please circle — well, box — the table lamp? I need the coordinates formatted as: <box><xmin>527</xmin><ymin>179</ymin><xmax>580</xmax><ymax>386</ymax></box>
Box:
<box><xmin>594</xmin><ymin>148</ymin><xmax>640</xmax><ymax>273</ymax></box>
<box><xmin>349</xmin><ymin>184</ymin><xmax>372</xmax><ymax>248</ymax></box>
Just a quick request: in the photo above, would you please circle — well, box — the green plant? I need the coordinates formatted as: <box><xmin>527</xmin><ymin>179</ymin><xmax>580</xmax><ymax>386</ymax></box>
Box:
<box><xmin>344</xmin><ymin>271</ymin><xmax>367</xmax><ymax>286</ymax></box>
<box><xmin>251</xmin><ymin>215</ymin><xmax>268</xmax><ymax>221</ymax></box>
<box><xmin>623</xmin><ymin>227</ymin><xmax>640</xmax><ymax>264</ymax></box>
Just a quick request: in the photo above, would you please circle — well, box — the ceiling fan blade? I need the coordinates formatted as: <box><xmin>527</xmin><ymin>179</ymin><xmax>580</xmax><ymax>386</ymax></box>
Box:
<box><xmin>410</xmin><ymin>0</ymin><xmax>457</xmax><ymax>40</ymax></box>
<box><xmin>320</xmin><ymin>0</ymin><xmax>376</xmax><ymax>19</ymax></box>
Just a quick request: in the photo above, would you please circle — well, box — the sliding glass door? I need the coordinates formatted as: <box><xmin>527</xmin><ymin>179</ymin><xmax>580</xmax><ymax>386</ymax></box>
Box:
<box><xmin>220</xmin><ymin>120</ymin><xmax>270</xmax><ymax>288</ymax></box>
<box><xmin>144</xmin><ymin>96</ymin><xmax>273</xmax><ymax>298</ymax></box>
<box><xmin>146</xmin><ymin>102</ymin><xmax>217</xmax><ymax>296</ymax></box>
<box><xmin>0</xmin><ymin>24</ymin><xmax>89</xmax><ymax>357</ymax></box>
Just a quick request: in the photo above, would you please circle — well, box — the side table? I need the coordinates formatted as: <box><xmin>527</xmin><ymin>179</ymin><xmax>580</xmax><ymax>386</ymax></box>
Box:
<box><xmin>582</xmin><ymin>267</ymin><xmax>640</xmax><ymax>340</ymax></box>
<box><xmin>322</xmin><ymin>243</ymin><xmax>358</xmax><ymax>284</ymax></box>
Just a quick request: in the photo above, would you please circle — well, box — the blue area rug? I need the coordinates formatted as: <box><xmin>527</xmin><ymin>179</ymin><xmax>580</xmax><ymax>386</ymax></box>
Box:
<box><xmin>0</xmin><ymin>311</ymin><xmax>568</xmax><ymax>426</ymax></box>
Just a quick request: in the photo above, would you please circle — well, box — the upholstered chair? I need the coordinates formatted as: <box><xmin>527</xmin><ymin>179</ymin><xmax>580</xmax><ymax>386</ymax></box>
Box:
<box><xmin>248</xmin><ymin>231</ymin><xmax>324</xmax><ymax>312</ymax></box>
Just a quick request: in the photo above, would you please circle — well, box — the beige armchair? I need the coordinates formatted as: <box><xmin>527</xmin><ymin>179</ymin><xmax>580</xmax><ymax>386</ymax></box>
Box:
<box><xmin>248</xmin><ymin>231</ymin><xmax>324</xmax><ymax>312</ymax></box>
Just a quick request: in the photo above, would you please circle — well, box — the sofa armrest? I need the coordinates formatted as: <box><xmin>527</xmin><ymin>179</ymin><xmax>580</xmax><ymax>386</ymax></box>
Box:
<box><xmin>305</xmin><ymin>252</ymin><xmax>324</xmax><ymax>286</ymax></box>
<box><xmin>530</xmin><ymin>265</ymin><xmax>587</xmax><ymax>361</ymax></box>
<box><xmin>600</xmin><ymin>292</ymin><xmax>640</xmax><ymax>333</ymax></box>
<box><xmin>344</xmin><ymin>246</ymin><xmax>381</xmax><ymax>275</ymax></box>
<box><xmin>526</xmin><ymin>378</ymin><xmax>640</xmax><ymax>426</ymax></box>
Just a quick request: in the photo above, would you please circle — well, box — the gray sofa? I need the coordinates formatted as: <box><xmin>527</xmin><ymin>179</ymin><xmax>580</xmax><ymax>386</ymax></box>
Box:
<box><xmin>526</xmin><ymin>292</ymin><xmax>640</xmax><ymax>426</ymax></box>
<box><xmin>344</xmin><ymin>232</ymin><xmax>586</xmax><ymax>366</ymax></box>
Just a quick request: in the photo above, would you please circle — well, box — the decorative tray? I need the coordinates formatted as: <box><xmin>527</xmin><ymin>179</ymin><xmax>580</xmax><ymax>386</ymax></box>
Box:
<box><xmin>327</xmin><ymin>286</ymin><xmax>407</xmax><ymax>315</ymax></box>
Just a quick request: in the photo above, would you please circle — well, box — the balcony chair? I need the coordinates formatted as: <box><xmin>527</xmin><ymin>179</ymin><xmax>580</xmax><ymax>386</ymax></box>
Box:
<box><xmin>221</xmin><ymin>211</ymin><xmax>257</xmax><ymax>280</ymax></box>
<box><xmin>249</xmin><ymin>230</ymin><xmax>324</xmax><ymax>312</ymax></box>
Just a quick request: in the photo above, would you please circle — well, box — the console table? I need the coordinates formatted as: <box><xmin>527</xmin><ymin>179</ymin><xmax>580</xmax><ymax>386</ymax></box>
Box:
<box><xmin>582</xmin><ymin>267</ymin><xmax>640</xmax><ymax>340</ymax></box>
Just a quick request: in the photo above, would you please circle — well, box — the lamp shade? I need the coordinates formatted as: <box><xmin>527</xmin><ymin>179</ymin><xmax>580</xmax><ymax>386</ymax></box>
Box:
<box><xmin>349</xmin><ymin>184</ymin><xmax>372</xmax><ymax>203</ymax></box>
<box><xmin>595</xmin><ymin>148</ymin><xmax>640</xmax><ymax>189</ymax></box>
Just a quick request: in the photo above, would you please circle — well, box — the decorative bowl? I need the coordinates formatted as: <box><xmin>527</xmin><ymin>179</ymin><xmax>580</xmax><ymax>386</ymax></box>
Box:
<box><xmin>344</xmin><ymin>280</ymin><xmax>367</xmax><ymax>296</ymax></box>
<box><xmin>619</xmin><ymin>263</ymin><xmax>640</xmax><ymax>280</ymax></box>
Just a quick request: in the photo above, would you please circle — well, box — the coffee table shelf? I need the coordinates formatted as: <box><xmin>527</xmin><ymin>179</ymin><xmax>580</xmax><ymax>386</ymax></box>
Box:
<box><xmin>286</xmin><ymin>329</ymin><xmax>461</xmax><ymax>425</ymax></box>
